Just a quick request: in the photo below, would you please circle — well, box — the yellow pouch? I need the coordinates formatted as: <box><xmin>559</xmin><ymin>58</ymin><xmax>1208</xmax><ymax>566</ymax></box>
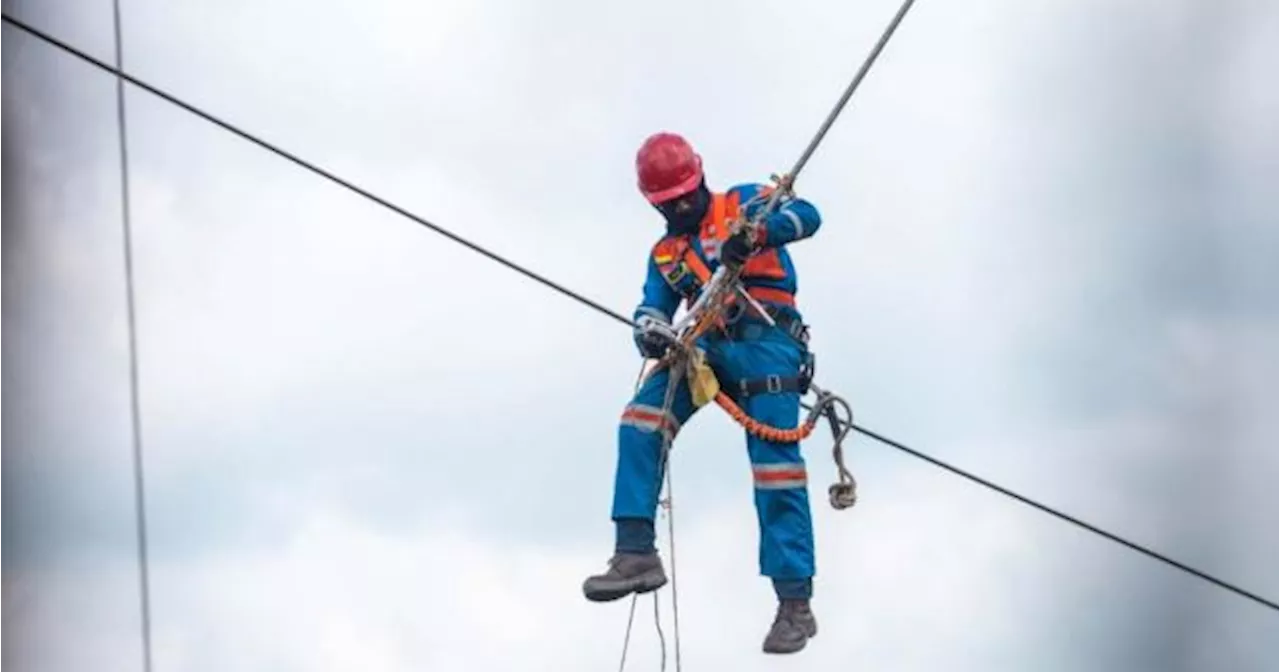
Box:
<box><xmin>688</xmin><ymin>348</ymin><xmax>721</xmax><ymax>407</ymax></box>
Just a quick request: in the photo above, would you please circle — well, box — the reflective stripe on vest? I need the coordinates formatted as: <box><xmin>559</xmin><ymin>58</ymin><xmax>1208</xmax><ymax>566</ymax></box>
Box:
<box><xmin>746</xmin><ymin>286</ymin><xmax>795</xmax><ymax>307</ymax></box>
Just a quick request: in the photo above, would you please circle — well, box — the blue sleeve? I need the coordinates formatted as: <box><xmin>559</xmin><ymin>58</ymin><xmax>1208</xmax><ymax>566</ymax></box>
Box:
<box><xmin>633</xmin><ymin>254</ymin><xmax>680</xmax><ymax>324</ymax></box>
<box><xmin>761</xmin><ymin>196</ymin><xmax>821</xmax><ymax>247</ymax></box>
<box><xmin>731</xmin><ymin>183</ymin><xmax>822</xmax><ymax>248</ymax></box>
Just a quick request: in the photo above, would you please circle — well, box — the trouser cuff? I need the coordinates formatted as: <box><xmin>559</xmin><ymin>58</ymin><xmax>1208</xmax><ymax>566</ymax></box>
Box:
<box><xmin>615</xmin><ymin>517</ymin><xmax>656</xmax><ymax>554</ymax></box>
<box><xmin>772</xmin><ymin>577</ymin><xmax>813</xmax><ymax>600</ymax></box>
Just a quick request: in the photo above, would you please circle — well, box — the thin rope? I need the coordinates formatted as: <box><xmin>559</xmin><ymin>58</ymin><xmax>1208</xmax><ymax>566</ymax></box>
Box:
<box><xmin>617</xmin><ymin>593</ymin><xmax>638</xmax><ymax>672</ymax></box>
<box><xmin>653</xmin><ymin>590</ymin><xmax>667</xmax><ymax>672</ymax></box>
<box><xmin>660</xmin><ymin>386</ymin><xmax>680</xmax><ymax>670</ymax></box>
<box><xmin>655</xmin><ymin>364</ymin><xmax>684</xmax><ymax>672</ymax></box>
<box><xmin>5</xmin><ymin>14</ymin><xmax>1274</xmax><ymax>613</ymax></box>
<box><xmin>108</xmin><ymin>2</ymin><xmax>155</xmax><ymax>669</ymax></box>
<box><xmin>617</xmin><ymin>360</ymin><xmax>680</xmax><ymax>672</ymax></box>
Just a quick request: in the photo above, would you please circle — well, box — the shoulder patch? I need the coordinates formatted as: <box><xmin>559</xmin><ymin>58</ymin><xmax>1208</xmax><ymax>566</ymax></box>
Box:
<box><xmin>652</xmin><ymin>237</ymin><xmax>685</xmax><ymax>271</ymax></box>
<box><xmin>653</xmin><ymin>236</ymin><xmax>682</xmax><ymax>257</ymax></box>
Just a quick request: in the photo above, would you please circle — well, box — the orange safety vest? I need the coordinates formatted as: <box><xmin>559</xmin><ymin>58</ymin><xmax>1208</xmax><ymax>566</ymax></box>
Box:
<box><xmin>651</xmin><ymin>190</ymin><xmax>795</xmax><ymax>309</ymax></box>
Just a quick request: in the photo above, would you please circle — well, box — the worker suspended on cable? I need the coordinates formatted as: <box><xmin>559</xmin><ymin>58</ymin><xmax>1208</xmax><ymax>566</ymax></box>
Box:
<box><xmin>582</xmin><ymin>132</ymin><xmax>823</xmax><ymax>655</ymax></box>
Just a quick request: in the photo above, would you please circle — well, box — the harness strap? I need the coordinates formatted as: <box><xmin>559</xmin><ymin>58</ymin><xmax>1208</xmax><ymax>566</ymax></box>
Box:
<box><xmin>732</xmin><ymin>345</ymin><xmax>815</xmax><ymax>399</ymax></box>
<box><xmin>734</xmin><ymin>374</ymin><xmax>806</xmax><ymax>398</ymax></box>
<box><xmin>680</xmin><ymin>243</ymin><xmax>712</xmax><ymax>286</ymax></box>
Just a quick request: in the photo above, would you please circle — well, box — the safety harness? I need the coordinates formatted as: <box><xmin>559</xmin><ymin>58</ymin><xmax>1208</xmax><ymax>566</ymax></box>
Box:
<box><xmin>646</xmin><ymin>185</ymin><xmax>857</xmax><ymax>511</ymax></box>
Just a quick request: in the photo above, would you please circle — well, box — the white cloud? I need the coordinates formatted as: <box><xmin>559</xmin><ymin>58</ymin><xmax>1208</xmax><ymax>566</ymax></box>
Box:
<box><xmin>136</xmin><ymin>477</ymin><xmax>1104</xmax><ymax>672</ymax></box>
<box><xmin>11</xmin><ymin>449</ymin><xmax>1266</xmax><ymax>672</ymax></box>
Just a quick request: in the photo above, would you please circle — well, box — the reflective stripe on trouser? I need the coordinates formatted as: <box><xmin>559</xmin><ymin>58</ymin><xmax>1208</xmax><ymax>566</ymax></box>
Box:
<box><xmin>609</xmin><ymin>329</ymin><xmax>815</xmax><ymax>582</ymax></box>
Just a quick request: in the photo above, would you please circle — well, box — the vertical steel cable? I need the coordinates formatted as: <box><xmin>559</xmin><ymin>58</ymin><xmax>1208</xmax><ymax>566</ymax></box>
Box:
<box><xmin>109</xmin><ymin>2</ymin><xmax>155</xmax><ymax>669</ymax></box>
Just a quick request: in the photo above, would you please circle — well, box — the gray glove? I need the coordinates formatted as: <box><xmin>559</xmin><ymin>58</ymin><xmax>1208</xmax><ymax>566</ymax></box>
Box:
<box><xmin>634</xmin><ymin>315</ymin><xmax>677</xmax><ymax>359</ymax></box>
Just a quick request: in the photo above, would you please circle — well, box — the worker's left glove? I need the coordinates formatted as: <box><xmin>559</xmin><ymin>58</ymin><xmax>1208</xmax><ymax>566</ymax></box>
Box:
<box><xmin>720</xmin><ymin>226</ymin><xmax>762</xmax><ymax>268</ymax></box>
<box><xmin>634</xmin><ymin>314</ymin><xmax>677</xmax><ymax>359</ymax></box>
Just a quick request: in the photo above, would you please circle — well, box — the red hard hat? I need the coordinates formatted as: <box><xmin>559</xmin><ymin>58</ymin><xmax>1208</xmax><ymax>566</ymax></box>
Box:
<box><xmin>635</xmin><ymin>132</ymin><xmax>704</xmax><ymax>204</ymax></box>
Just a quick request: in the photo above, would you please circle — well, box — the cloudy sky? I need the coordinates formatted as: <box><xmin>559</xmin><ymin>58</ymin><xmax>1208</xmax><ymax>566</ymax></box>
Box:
<box><xmin>3</xmin><ymin>0</ymin><xmax>1276</xmax><ymax>670</ymax></box>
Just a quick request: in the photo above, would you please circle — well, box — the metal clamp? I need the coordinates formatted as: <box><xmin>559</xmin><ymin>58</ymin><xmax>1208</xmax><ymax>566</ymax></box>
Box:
<box><xmin>829</xmin><ymin>480</ymin><xmax>857</xmax><ymax>510</ymax></box>
<box><xmin>808</xmin><ymin>390</ymin><xmax>859</xmax><ymax>511</ymax></box>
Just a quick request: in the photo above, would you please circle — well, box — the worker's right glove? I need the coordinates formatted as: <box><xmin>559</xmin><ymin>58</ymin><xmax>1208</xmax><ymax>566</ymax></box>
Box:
<box><xmin>634</xmin><ymin>314</ymin><xmax>677</xmax><ymax>359</ymax></box>
<box><xmin>720</xmin><ymin>225</ymin><xmax>762</xmax><ymax>268</ymax></box>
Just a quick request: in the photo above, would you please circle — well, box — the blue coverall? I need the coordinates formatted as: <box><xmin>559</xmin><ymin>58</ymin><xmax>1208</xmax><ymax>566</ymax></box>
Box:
<box><xmin>611</xmin><ymin>184</ymin><xmax>822</xmax><ymax>600</ymax></box>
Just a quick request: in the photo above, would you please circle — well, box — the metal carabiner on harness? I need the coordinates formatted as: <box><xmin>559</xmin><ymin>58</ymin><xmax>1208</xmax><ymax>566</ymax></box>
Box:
<box><xmin>798</xmin><ymin>351</ymin><xmax>815</xmax><ymax>395</ymax></box>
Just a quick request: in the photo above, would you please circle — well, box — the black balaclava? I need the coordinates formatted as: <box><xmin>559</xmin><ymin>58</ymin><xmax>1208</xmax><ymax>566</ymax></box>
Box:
<box><xmin>655</xmin><ymin>179</ymin><xmax>711</xmax><ymax>236</ymax></box>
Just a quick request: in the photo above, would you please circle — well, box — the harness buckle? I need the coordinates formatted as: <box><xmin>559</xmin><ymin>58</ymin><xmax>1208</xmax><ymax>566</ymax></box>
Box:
<box><xmin>765</xmin><ymin>374</ymin><xmax>783</xmax><ymax>394</ymax></box>
<box><xmin>722</xmin><ymin>299</ymin><xmax>746</xmax><ymax>326</ymax></box>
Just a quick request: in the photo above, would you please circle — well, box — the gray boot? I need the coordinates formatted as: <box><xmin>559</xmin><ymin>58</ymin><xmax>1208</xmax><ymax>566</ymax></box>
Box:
<box><xmin>762</xmin><ymin>599</ymin><xmax>818</xmax><ymax>654</ymax></box>
<box><xmin>582</xmin><ymin>552</ymin><xmax>668</xmax><ymax>602</ymax></box>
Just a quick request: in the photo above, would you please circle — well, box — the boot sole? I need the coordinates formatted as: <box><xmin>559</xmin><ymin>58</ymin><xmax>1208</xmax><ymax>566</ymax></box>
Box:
<box><xmin>763</xmin><ymin>641</ymin><xmax>808</xmax><ymax>654</ymax></box>
<box><xmin>583</xmin><ymin>570</ymin><xmax>668</xmax><ymax>602</ymax></box>
<box><xmin>763</xmin><ymin>618</ymin><xmax>817</xmax><ymax>654</ymax></box>
<box><xmin>763</xmin><ymin>629</ymin><xmax>815</xmax><ymax>655</ymax></box>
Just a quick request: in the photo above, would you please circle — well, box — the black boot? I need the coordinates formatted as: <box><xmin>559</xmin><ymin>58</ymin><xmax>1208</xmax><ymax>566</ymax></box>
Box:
<box><xmin>762</xmin><ymin>599</ymin><xmax>818</xmax><ymax>654</ymax></box>
<box><xmin>582</xmin><ymin>552</ymin><xmax>668</xmax><ymax>602</ymax></box>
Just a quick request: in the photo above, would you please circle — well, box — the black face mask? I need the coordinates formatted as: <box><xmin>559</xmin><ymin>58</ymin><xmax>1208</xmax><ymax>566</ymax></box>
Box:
<box><xmin>655</xmin><ymin>182</ymin><xmax>711</xmax><ymax>236</ymax></box>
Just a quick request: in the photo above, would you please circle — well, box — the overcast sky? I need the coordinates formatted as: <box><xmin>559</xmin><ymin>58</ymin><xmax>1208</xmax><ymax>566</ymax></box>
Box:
<box><xmin>3</xmin><ymin>0</ymin><xmax>1277</xmax><ymax>670</ymax></box>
